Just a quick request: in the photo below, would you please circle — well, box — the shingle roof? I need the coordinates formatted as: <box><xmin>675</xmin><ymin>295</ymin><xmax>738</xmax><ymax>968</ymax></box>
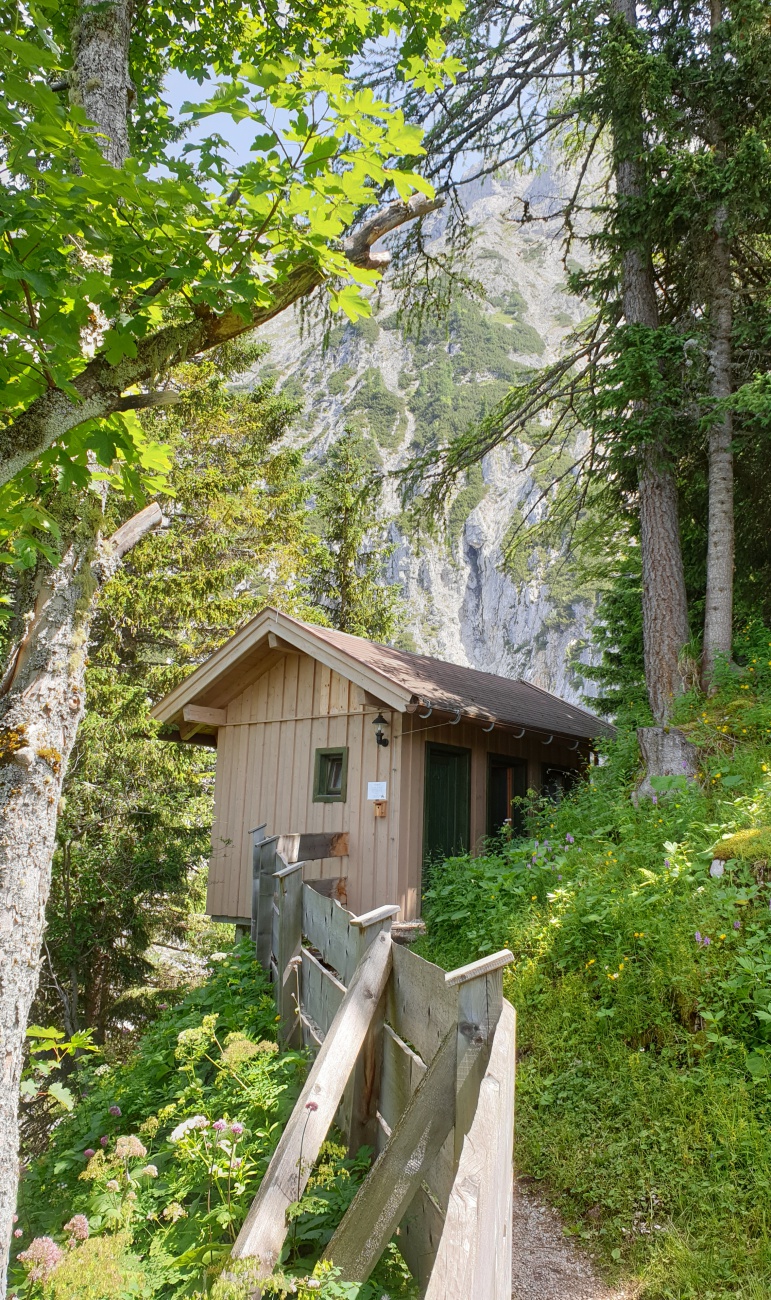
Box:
<box><xmin>284</xmin><ymin>616</ymin><xmax>614</xmax><ymax>741</ymax></box>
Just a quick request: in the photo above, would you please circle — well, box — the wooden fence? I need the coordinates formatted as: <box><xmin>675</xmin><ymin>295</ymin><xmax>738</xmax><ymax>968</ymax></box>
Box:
<box><xmin>232</xmin><ymin>834</ymin><xmax>516</xmax><ymax>1297</ymax></box>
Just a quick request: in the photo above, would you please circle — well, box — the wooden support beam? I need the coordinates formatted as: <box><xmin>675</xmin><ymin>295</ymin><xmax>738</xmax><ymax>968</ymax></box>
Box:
<box><xmin>230</xmin><ymin>930</ymin><xmax>394</xmax><ymax>1277</ymax></box>
<box><xmin>324</xmin><ymin>1025</ymin><xmax>457</xmax><ymax>1284</ymax></box>
<box><xmin>182</xmin><ymin>704</ymin><xmax>228</xmax><ymax>727</ymax></box>
<box><xmin>268</xmin><ymin>631</ymin><xmax>302</xmax><ymax>653</ymax></box>
<box><xmin>297</xmin><ymin>830</ymin><xmax>349</xmax><ymax>861</ymax></box>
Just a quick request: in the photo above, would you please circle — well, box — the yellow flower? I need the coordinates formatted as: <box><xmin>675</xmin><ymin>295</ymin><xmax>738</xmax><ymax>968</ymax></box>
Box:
<box><xmin>618</xmin><ymin>963</ymin><xmax>624</xmax><ymax>970</ymax></box>
<box><xmin>586</xmin><ymin>959</ymin><xmax>595</xmax><ymax>966</ymax></box>
<box><xmin>719</xmin><ymin>934</ymin><xmax>726</xmax><ymax>940</ymax></box>
<box><xmin>531</xmin><ymin>895</ymin><xmax>537</xmax><ymax>900</ymax></box>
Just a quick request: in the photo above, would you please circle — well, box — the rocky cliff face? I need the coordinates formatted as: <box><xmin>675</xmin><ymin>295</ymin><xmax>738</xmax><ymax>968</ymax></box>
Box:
<box><xmin>254</xmin><ymin>166</ymin><xmax>600</xmax><ymax>704</ymax></box>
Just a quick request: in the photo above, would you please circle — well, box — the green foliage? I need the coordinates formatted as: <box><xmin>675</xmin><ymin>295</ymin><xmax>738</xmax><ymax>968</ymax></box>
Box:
<box><xmin>12</xmin><ymin>945</ymin><xmax>412</xmax><ymax>1299</ymax></box>
<box><xmin>37</xmin><ymin>348</ymin><xmax>324</xmax><ymax>1041</ymax></box>
<box><xmin>0</xmin><ymin>0</ymin><xmax>464</xmax><ymax>554</ymax></box>
<box><xmin>418</xmin><ymin>637</ymin><xmax>771</xmax><ymax>1295</ymax></box>
<box><xmin>446</xmin><ymin>462</ymin><xmax>487</xmax><ymax>545</ymax></box>
<box><xmin>311</xmin><ymin>429</ymin><xmax>400</xmax><ymax>641</ymax></box>
<box><xmin>346</xmin><ymin>369</ymin><xmax>407</xmax><ymax>449</ymax></box>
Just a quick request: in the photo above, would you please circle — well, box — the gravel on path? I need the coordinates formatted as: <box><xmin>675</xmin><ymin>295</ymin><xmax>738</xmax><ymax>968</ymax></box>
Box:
<box><xmin>512</xmin><ymin>1179</ymin><xmax>638</xmax><ymax>1300</ymax></box>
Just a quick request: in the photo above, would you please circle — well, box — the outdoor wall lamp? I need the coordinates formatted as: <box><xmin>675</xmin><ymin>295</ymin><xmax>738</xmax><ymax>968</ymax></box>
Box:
<box><xmin>372</xmin><ymin>713</ymin><xmax>390</xmax><ymax>747</ymax></box>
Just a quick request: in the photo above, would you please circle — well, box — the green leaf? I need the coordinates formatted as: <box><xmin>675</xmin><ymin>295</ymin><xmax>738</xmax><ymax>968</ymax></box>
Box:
<box><xmin>47</xmin><ymin>1081</ymin><xmax>75</xmax><ymax>1110</ymax></box>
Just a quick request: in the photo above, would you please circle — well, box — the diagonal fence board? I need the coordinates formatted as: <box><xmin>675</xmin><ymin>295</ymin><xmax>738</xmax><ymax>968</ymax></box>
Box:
<box><xmin>248</xmin><ymin>845</ymin><xmax>517</xmax><ymax>1298</ymax></box>
<box><xmin>324</xmin><ymin>1025</ymin><xmax>459</xmax><ymax>1283</ymax></box>
<box><xmin>231</xmin><ymin>930</ymin><xmax>394</xmax><ymax>1278</ymax></box>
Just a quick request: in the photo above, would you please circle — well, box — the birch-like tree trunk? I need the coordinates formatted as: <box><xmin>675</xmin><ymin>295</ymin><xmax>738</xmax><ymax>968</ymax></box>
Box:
<box><xmin>0</xmin><ymin>506</ymin><xmax>161</xmax><ymax>1291</ymax></box>
<box><xmin>613</xmin><ymin>0</ymin><xmax>690</xmax><ymax>724</ymax></box>
<box><xmin>701</xmin><ymin>0</ymin><xmax>734</xmax><ymax>686</ymax></box>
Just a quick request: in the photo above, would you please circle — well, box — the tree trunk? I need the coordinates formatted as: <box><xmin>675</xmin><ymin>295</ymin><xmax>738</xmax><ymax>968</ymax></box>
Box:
<box><xmin>0</xmin><ymin>505</ymin><xmax>161</xmax><ymax>1293</ymax></box>
<box><xmin>701</xmin><ymin>1</ymin><xmax>734</xmax><ymax>686</ymax></box>
<box><xmin>613</xmin><ymin>0</ymin><xmax>690</xmax><ymax>723</ymax></box>
<box><xmin>71</xmin><ymin>0</ymin><xmax>133</xmax><ymax>169</ymax></box>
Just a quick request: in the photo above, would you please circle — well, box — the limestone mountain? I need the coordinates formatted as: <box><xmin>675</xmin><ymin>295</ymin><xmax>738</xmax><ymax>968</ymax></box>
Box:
<box><xmin>254</xmin><ymin>166</ymin><xmax>600</xmax><ymax>704</ymax></box>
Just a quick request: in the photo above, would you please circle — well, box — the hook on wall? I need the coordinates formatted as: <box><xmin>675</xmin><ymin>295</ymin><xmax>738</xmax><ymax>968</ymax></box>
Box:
<box><xmin>512</xmin><ymin>727</ymin><xmax>525</xmax><ymax>739</ymax></box>
<box><xmin>482</xmin><ymin>719</ymin><xmax>495</xmax><ymax>733</ymax></box>
<box><xmin>449</xmin><ymin>707</ymin><xmax>462</xmax><ymax>725</ymax></box>
<box><xmin>567</xmin><ymin>738</ymin><xmax>580</xmax><ymax>750</ymax></box>
<box><xmin>541</xmin><ymin>734</ymin><xmax>554</xmax><ymax>745</ymax></box>
<box><xmin>417</xmin><ymin>700</ymin><xmax>433</xmax><ymax>719</ymax></box>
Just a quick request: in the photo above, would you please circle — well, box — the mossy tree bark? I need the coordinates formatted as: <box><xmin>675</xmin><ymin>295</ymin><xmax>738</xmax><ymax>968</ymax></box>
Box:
<box><xmin>701</xmin><ymin>0</ymin><xmax>734</xmax><ymax>688</ymax></box>
<box><xmin>613</xmin><ymin>0</ymin><xmax>690</xmax><ymax>724</ymax></box>
<box><xmin>0</xmin><ymin>506</ymin><xmax>161</xmax><ymax>1292</ymax></box>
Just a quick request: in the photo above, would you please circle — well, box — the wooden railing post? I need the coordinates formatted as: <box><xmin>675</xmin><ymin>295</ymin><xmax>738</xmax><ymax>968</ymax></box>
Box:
<box><xmin>445</xmin><ymin>951</ymin><xmax>513</xmax><ymax>1160</ymax></box>
<box><xmin>274</xmin><ymin>860</ymin><xmax>303</xmax><ymax>1047</ymax></box>
<box><xmin>345</xmin><ymin>904</ymin><xmax>400</xmax><ymax>1154</ymax></box>
<box><xmin>249</xmin><ymin>824</ymin><xmax>266</xmax><ymax>945</ymax></box>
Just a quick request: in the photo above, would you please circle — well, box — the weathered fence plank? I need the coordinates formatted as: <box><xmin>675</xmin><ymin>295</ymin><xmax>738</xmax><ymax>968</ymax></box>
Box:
<box><xmin>274</xmin><ymin>860</ymin><xmax>303</xmax><ymax>1046</ymax></box>
<box><xmin>231</xmin><ymin>930</ymin><xmax>394</xmax><ymax>1277</ymax></box>
<box><xmin>387</xmin><ymin>944</ymin><xmax>458</xmax><ymax>1065</ymax></box>
<box><xmin>302</xmin><ymin>883</ymin><xmax>360</xmax><ymax>983</ymax></box>
<box><xmin>324</xmin><ymin>1025</ymin><xmax>458</xmax><ymax>1284</ymax></box>
<box><xmin>423</xmin><ymin>1001</ymin><xmax>516</xmax><ymax>1300</ymax></box>
<box><xmin>397</xmin><ymin>1186</ymin><xmax>446</xmax><ymax>1289</ymax></box>
<box><xmin>300</xmin><ymin>948</ymin><xmax>346</xmax><ymax>1046</ymax></box>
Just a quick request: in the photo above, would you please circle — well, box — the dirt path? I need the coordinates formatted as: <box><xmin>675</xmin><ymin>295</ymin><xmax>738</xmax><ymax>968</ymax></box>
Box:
<box><xmin>512</xmin><ymin>1179</ymin><xmax>635</xmax><ymax>1300</ymax></box>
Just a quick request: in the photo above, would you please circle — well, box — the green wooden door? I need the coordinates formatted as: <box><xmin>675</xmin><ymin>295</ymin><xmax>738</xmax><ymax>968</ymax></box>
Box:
<box><xmin>423</xmin><ymin>743</ymin><xmax>471</xmax><ymax>878</ymax></box>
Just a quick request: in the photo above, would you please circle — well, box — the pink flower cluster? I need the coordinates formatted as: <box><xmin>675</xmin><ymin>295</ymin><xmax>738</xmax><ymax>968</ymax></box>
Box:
<box><xmin>17</xmin><ymin>1237</ymin><xmax>64</xmax><ymax>1282</ymax></box>
<box><xmin>63</xmin><ymin>1215</ymin><xmax>89</xmax><ymax>1244</ymax></box>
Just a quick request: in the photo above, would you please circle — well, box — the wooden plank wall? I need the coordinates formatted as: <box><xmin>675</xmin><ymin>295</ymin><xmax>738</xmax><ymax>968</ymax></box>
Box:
<box><xmin>398</xmin><ymin>714</ymin><xmax>588</xmax><ymax>915</ymax></box>
<box><xmin>206</xmin><ymin>653</ymin><xmax>403</xmax><ymax>921</ymax></box>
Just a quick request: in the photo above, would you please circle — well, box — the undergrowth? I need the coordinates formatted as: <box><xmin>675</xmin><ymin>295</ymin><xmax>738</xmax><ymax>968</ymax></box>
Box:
<box><xmin>10</xmin><ymin>944</ymin><xmax>414</xmax><ymax>1300</ymax></box>
<box><xmin>418</xmin><ymin>623</ymin><xmax>771</xmax><ymax>1299</ymax></box>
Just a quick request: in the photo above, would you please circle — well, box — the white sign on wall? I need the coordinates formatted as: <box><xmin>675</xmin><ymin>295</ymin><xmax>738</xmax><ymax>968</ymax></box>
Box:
<box><xmin>367</xmin><ymin>781</ymin><xmax>387</xmax><ymax>801</ymax></box>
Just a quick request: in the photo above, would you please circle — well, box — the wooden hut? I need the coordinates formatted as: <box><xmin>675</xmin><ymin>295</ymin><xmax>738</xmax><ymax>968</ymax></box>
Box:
<box><xmin>152</xmin><ymin>607</ymin><xmax>613</xmax><ymax>923</ymax></box>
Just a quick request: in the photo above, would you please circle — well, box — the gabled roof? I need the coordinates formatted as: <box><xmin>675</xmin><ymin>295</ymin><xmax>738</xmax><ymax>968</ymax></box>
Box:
<box><xmin>152</xmin><ymin>607</ymin><xmax>614</xmax><ymax>742</ymax></box>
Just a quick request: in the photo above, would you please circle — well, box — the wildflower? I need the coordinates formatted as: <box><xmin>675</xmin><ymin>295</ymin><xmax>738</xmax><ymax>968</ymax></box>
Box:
<box><xmin>586</xmin><ymin>959</ymin><xmax>595</xmax><ymax>967</ymax></box>
<box><xmin>230</xmin><ymin>1122</ymin><xmax>244</xmax><ymax>1137</ymax></box>
<box><xmin>652</xmin><ymin>794</ymin><xmax>658</xmax><ymax>806</ymax></box>
<box><xmin>734</xmin><ymin>920</ymin><xmax>741</xmax><ymax>930</ymax></box>
<box><xmin>664</xmin><ymin>859</ymin><xmax>670</xmax><ymax>868</ymax></box>
<box><xmin>14</xmin><ymin>1229</ymin><xmax>22</xmax><ymax>1239</ymax></box>
<box><xmin>695</xmin><ymin>931</ymin><xmax>702</xmax><ymax>943</ymax></box>
<box><xmin>719</xmin><ymin>934</ymin><xmax>726</xmax><ymax>941</ymax></box>
<box><xmin>138</xmin><ymin>1165</ymin><xmax>158</xmax><ymax>1179</ymax></box>
<box><xmin>108</xmin><ymin>1105</ymin><xmax>121</xmax><ymax>1117</ymax></box>
<box><xmin>17</xmin><ymin>1237</ymin><xmax>64</xmax><ymax>1282</ymax></box>
<box><xmin>703</xmin><ymin>936</ymin><xmax>711</xmax><ymax>946</ymax></box>
<box><xmin>162</xmin><ymin>1203</ymin><xmax>187</xmax><ymax>1222</ymax></box>
<box><xmin>566</xmin><ymin>833</ymin><xmax>574</xmax><ymax>844</ymax></box>
<box><xmin>115</xmin><ymin>1135</ymin><xmax>147</xmax><ymax>1160</ymax></box>
<box><xmin>63</xmin><ymin>1215</ymin><xmax>89</xmax><ymax>1243</ymax></box>
<box><xmin>305</xmin><ymin>1101</ymin><xmax>319</xmax><ymax>1112</ymax></box>
<box><xmin>169</xmin><ymin>1115</ymin><xmax>209</xmax><ymax>1143</ymax></box>
<box><xmin>232</xmin><ymin>1156</ymin><xmax>243</xmax><ymax>1169</ymax></box>
<box><xmin>83</xmin><ymin>1149</ymin><xmax>95</xmax><ymax>1159</ymax></box>
<box><xmin>212</xmin><ymin>1119</ymin><xmax>227</xmax><ymax>1132</ymax></box>
<box><xmin>531</xmin><ymin>894</ymin><xmax>537</xmax><ymax>901</ymax></box>
<box><xmin>100</xmin><ymin>1135</ymin><xmax>109</xmax><ymax>1148</ymax></box>
<box><xmin>105</xmin><ymin>1180</ymin><xmax>120</xmax><ymax>1193</ymax></box>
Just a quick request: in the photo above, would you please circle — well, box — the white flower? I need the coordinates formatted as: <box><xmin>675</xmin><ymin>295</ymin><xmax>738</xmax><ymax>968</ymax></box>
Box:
<box><xmin>138</xmin><ymin>1164</ymin><xmax>158</xmax><ymax>1178</ymax></box>
<box><xmin>169</xmin><ymin>1115</ymin><xmax>209</xmax><ymax>1143</ymax></box>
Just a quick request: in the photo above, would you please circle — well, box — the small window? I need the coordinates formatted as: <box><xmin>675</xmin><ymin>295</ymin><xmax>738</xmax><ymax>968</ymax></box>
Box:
<box><xmin>313</xmin><ymin>747</ymin><xmax>349</xmax><ymax>802</ymax></box>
